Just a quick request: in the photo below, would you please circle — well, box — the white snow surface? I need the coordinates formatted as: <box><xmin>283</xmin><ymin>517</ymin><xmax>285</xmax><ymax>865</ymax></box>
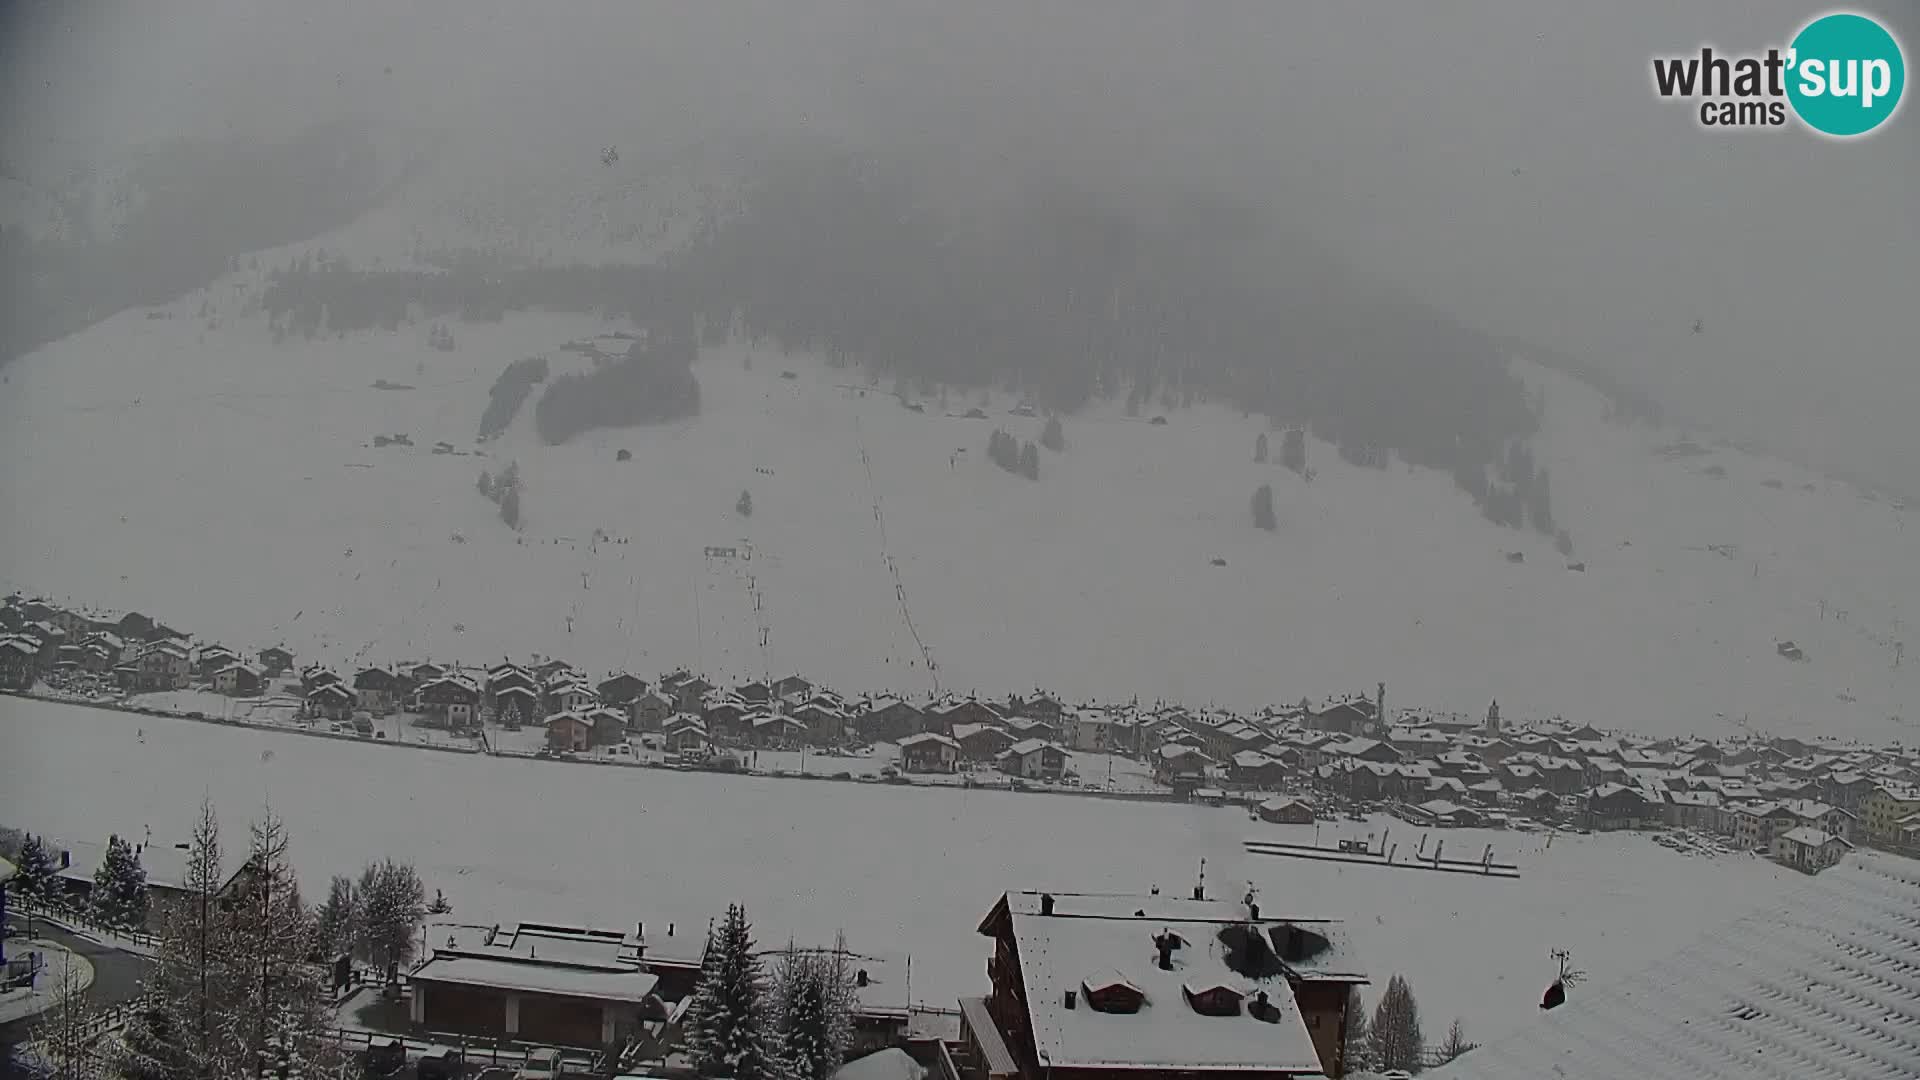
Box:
<box><xmin>1</xmin><ymin>291</ymin><xmax>1915</xmax><ymax>739</ymax></box>
<box><xmin>0</xmin><ymin>696</ymin><xmax>1810</xmax><ymax>1043</ymax></box>
<box><xmin>1425</xmin><ymin>851</ymin><xmax>1920</xmax><ymax>1080</ymax></box>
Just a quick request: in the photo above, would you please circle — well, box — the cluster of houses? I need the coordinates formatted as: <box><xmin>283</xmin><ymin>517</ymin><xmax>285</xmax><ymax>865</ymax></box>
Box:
<box><xmin>10</xmin><ymin>594</ymin><xmax>1920</xmax><ymax>875</ymax></box>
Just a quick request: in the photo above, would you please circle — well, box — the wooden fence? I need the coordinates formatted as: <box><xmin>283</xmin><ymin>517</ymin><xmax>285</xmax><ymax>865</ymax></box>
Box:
<box><xmin>14</xmin><ymin>896</ymin><xmax>163</xmax><ymax>951</ymax></box>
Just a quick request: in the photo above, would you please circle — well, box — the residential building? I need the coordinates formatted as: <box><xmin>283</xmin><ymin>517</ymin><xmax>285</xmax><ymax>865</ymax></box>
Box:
<box><xmin>408</xmin><ymin>922</ymin><xmax>666</xmax><ymax>1046</ymax></box>
<box><xmin>212</xmin><ymin>663</ymin><xmax>264</xmax><ymax>697</ymax></box>
<box><xmin>661</xmin><ymin>715</ymin><xmax>708</xmax><ymax>754</ymax></box>
<box><xmin>353</xmin><ymin>666</ymin><xmax>403</xmax><ymax>715</ymax></box>
<box><xmin>1771</xmin><ymin>826</ymin><xmax>1853</xmax><ymax>873</ymax></box>
<box><xmin>899</xmin><ymin>732</ymin><xmax>961</xmax><ymax>774</ymax></box>
<box><xmin>1861</xmin><ymin>784</ymin><xmax>1920</xmax><ymax>844</ymax></box>
<box><xmin>1586</xmin><ymin>784</ymin><xmax>1657</xmax><ymax>830</ymax></box>
<box><xmin>857</xmin><ymin>697</ymin><xmax>926</xmax><ymax>743</ymax></box>
<box><xmin>999</xmin><ymin>740</ymin><xmax>1070</xmax><ymax>781</ymax></box>
<box><xmin>257</xmin><ymin>646</ymin><xmax>294</xmax><ymax>675</ymax></box>
<box><xmin>305</xmin><ymin>683</ymin><xmax>356</xmax><ymax>722</ymax></box>
<box><xmin>596</xmin><ymin>673</ymin><xmax>648</xmax><ymax>709</ymax></box>
<box><xmin>1256</xmin><ymin>797</ymin><xmax>1315</xmax><ymax>825</ymax></box>
<box><xmin>418</xmin><ymin>675</ymin><xmax>482</xmax><ymax>729</ymax></box>
<box><xmin>954</xmin><ymin>723</ymin><xmax>1016</xmax><ymax>763</ymax></box>
<box><xmin>629</xmin><ymin>689</ymin><xmax>675</xmax><ymax>731</ymax></box>
<box><xmin>492</xmin><ymin>684</ymin><xmax>540</xmax><ymax>728</ymax></box>
<box><xmin>546</xmin><ymin>711</ymin><xmax>593</xmax><ymax>753</ymax></box>
<box><xmin>1154</xmin><ymin>744</ymin><xmax>1214</xmax><ymax>788</ymax></box>
<box><xmin>962</xmin><ymin>889</ymin><xmax>1367</xmax><ymax>1080</ymax></box>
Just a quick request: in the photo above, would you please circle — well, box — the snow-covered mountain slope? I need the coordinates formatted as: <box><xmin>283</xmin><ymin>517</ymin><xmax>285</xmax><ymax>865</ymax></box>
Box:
<box><xmin>1</xmin><ymin>280</ymin><xmax>1914</xmax><ymax>740</ymax></box>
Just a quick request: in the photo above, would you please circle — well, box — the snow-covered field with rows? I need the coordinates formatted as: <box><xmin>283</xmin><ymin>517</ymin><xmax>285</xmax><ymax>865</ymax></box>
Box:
<box><xmin>0</xmin><ymin>696</ymin><xmax>1809</xmax><ymax>1044</ymax></box>
<box><xmin>0</xmin><ymin>266</ymin><xmax>1916</xmax><ymax>740</ymax></box>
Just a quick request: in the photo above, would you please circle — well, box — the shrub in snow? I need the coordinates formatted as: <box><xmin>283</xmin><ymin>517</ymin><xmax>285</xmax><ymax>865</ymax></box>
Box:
<box><xmin>90</xmin><ymin>833</ymin><xmax>150</xmax><ymax>929</ymax></box>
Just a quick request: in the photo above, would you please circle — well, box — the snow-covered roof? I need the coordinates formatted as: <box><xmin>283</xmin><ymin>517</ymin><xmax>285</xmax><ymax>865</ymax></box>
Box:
<box><xmin>898</xmin><ymin>732</ymin><xmax>959</xmax><ymax>750</ymax></box>
<box><xmin>1007</xmin><ymin>738</ymin><xmax>1062</xmax><ymax>757</ymax></box>
<box><xmin>53</xmin><ymin>837</ymin><xmax>194</xmax><ymax>892</ymax></box>
<box><xmin>1424</xmin><ymin>852</ymin><xmax>1920</xmax><ymax>1080</ymax></box>
<box><xmin>999</xmin><ymin>893</ymin><xmax>1325</xmax><ymax>1073</ymax></box>
<box><xmin>411</xmin><ymin>954</ymin><xmax>659</xmax><ymax>1003</ymax></box>
<box><xmin>833</xmin><ymin>1048</ymin><xmax>923</xmax><ymax>1080</ymax></box>
<box><xmin>1774</xmin><ymin>825</ymin><xmax>1849</xmax><ymax>849</ymax></box>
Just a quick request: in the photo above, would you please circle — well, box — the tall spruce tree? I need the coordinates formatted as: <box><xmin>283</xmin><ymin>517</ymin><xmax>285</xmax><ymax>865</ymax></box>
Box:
<box><xmin>1341</xmin><ymin>986</ymin><xmax>1372</xmax><ymax>1075</ymax></box>
<box><xmin>1369</xmin><ymin>973</ymin><xmax>1426</xmax><ymax>1073</ymax></box>
<box><xmin>1040</xmin><ymin>416</ymin><xmax>1065</xmax><ymax>452</ymax></box>
<box><xmin>90</xmin><ymin>833</ymin><xmax>150</xmax><ymax>929</ymax></box>
<box><xmin>222</xmin><ymin>810</ymin><xmax>338</xmax><ymax>1080</ymax></box>
<box><xmin>772</xmin><ymin>939</ymin><xmax>857</xmax><ymax>1080</ymax></box>
<box><xmin>685</xmin><ymin>904</ymin><xmax>782</xmax><ymax>1080</ymax></box>
<box><xmin>313</xmin><ymin>874</ymin><xmax>358</xmax><ymax>959</ymax></box>
<box><xmin>14</xmin><ymin>832</ymin><xmax>57</xmax><ymax>901</ymax></box>
<box><xmin>1438</xmin><ymin>1017</ymin><xmax>1478</xmax><ymax>1064</ymax></box>
<box><xmin>119</xmin><ymin>802</ymin><xmax>225</xmax><ymax>1080</ymax></box>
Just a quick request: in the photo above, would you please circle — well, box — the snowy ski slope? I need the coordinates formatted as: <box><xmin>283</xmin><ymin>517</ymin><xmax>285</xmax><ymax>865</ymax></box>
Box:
<box><xmin>0</xmin><ymin>272</ymin><xmax>1915</xmax><ymax>739</ymax></box>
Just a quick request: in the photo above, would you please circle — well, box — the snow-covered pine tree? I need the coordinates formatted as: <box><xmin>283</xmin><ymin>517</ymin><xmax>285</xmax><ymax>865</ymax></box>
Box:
<box><xmin>772</xmin><ymin>937</ymin><xmax>857</xmax><ymax>1080</ymax></box>
<box><xmin>13</xmin><ymin>832</ymin><xmax>57</xmax><ymax>901</ymax></box>
<box><xmin>1340</xmin><ymin>985</ymin><xmax>1372</xmax><ymax>1074</ymax></box>
<box><xmin>1041</xmin><ymin>415</ymin><xmax>1065</xmax><ymax>453</ymax></box>
<box><xmin>220</xmin><ymin>810</ymin><xmax>340</xmax><ymax>1080</ymax></box>
<box><xmin>30</xmin><ymin>941</ymin><xmax>101</xmax><ymax>1080</ymax></box>
<box><xmin>355</xmin><ymin>858</ymin><xmax>425</xmax><ymax>976</ymax></box>
<box><xmin>120</xmin><ymin>798</ymin><xmax>233</xmax><ymax>1080</ymax></box>
<box><xmin>685</xmin><ymin>904</ymin><xmax>782</xmax><ymax>1080</ymax></box>
<box><xmin>90</xmin><ymin>833</ymin><xmax>150</xmax><ymax>929</ymax></box>
<box><xmin>314</xmin><ymin>874</ymin><xmax>358</xmax><ymax>959</ymax></box>
<box><xmin>1369</xmin><ymin>973</ymin><xmax>1425</xmax><ymax>1073</ymax></box>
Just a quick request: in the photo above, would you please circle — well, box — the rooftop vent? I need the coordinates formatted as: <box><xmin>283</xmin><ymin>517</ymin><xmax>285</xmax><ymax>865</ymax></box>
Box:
<box><xmin>1152</xmin><ymin>930</ymin><xmax>1186</xmax><ymax>971</ymax></box>
<box><xmin>1040</xmin><ymin>893</ymin><xmax>1056</xmax><ymax>916</ymax></box>
<box><xmin>856</xmin><ymin>969</ymin><xmax>869</xmax><ymax>988</ymax></box>
<box><xmin>1248</xmin><ymin>989</ymin><xmax>1283</xmax><ymax>1024</ymax></box>
<box><xmin>1064</xmin><ymin>990</ymin><xmax>1077</xmax><ymax>1010</ymax></box>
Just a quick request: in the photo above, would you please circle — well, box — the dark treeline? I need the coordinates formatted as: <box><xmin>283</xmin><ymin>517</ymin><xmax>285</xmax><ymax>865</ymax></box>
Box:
<box><xmin>478</xmin><ymin>356</ymin><xmax>549</xmax><ymax>441</ymax></box>
<box><xmin>1</xmin><ymin>121</ymin><xmax>385</xmax><ymax>371</ymax></box>
<box><xmin>533</xmin><ymin>321</ymin><xmax>701</xmax><ymax>444</ymax></box>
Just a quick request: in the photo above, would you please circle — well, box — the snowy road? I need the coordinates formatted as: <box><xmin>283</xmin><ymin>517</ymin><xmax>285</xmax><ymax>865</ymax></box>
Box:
<box><xmin>0</xmin><ymin>695</ymin><xmax>1805</xmax><ymax>1044</ymax></box>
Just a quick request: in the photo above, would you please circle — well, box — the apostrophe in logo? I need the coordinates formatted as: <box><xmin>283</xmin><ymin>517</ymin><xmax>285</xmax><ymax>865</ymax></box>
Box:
<box><xmin>1651</xmin><ymin>10</ymin><xmax>1905</xmax><ymax>138</ymax></box>
<box><xmin>1786</xmin><ymin>12</ymin><xmax>1905</xmax><ymax>137</ymax></box>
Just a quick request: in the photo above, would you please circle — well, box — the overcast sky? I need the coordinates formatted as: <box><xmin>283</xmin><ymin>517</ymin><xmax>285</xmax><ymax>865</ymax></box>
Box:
<box><xmin>4</xmin><ymin>0</ymin><xmax>1915</xmax><ymax>493</ymax></box>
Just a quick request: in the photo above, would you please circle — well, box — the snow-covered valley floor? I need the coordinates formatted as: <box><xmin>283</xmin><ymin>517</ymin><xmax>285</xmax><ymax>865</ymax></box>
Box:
<box><xmin>0</xmin><ymin>278</ymin><xmax>1915</xmax><ymax>740</ymax></box>
<box><xmin>0</xmin><ymin>695</ymin><xmax>1809</xmax><ymax>1044</ymax></box>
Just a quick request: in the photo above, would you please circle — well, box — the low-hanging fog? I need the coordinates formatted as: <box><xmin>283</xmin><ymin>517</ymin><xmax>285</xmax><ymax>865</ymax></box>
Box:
<box><xmin>3</xmin><ymin>0</ymin><xmax>1915</xmax><ymax>495</ymax></box>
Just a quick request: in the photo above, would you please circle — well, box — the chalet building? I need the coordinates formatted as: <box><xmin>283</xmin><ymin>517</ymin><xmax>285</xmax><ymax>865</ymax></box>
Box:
<box><xmin>546</xmin><ymin>711</ymin><xmax>594</xmax><ymax>753</ymax></box>
<box><xmin>486</xmin><ymin>664</ymin><xmax>536</xmax><ymax>702</ymax></box>
<box><xmin>1662</xmin><ymin>791</ymin><xmax>1722</xmax><ymax>829</ymax></box>
<box><xmin>1008</xmin><ymin>693</ymin><xmax>1065</xmax><ymax>724</ymax></box>
<box><xmin>899</xmin><ymin>732</ymin><xmax>961</xmax><ymax>773</ymax></box>
<box><xmin>1586</xmin><ymin>784</ymin><xmax>1657</xmax><ymax>830</ymax></box>
<box><xmin>737</xmin><ymin>680</ymin><xmax>773</xmax><ymax>704</ymax></box>
<box><xmin>1256</xmin><ymin>797</ymin><xmax>1315</xmax><ymax>825</ymax></box>
<box><xmin>300</xmin><ymin>665</ymin><xmax>342</xmax><ymax>693</ymax></box>
<box><xmin>46</xmin><ymin>837</ymin><xmax>229</xmax><ymax>932</ymax></box>
<box><xmin>409</xmin><ymin>922</ymin><xmax>669</xmax><ymax>1047</ymax></box>
<box><xmin>410</xmin><ymin>661</ymin><xmax>447</xmax><ymax>686</ymax></box>
<box><xmin>1771</xmin><ymin>826</ymin><xmax>1852</xmax><ymax>873</ymax></box>
<box><xmin>1311</xmin><ymin>699</ymin><xmax>1377</xmax><ymax>737</ymax></box>
<box><xmin>1004</xmin><ymin>717</ymin><xmax>1062</xmax><ymax>746</ymax></box>
<box><xmin>773</xmin><ymin>674</ymin><xmax>814</xmax><ymax>700</ymax></box>
<box><xmin>928</xmin><ymin>698</ymin><xmax>1004</xmax><ymax>735</ymax></box>
<box><xmin>534</xmin><ymin>659</ymin><xmax>576</xmax><ymax>685</ymax></box>
<box><xmin>136</xmin><ymin>640</ymin><xmax>192</xmax><ymax>691</ymax></box>
<box><xmin>1155</xmin><ymin>745</ymin><xmax>1214</xmax><ymax>789</ymax></box>
<box><xmin>194</xmin><ymin>645</ymin><xmax>239</xmax><ymax>678</ymax></box>
<box><xmin>492</xmin><ymin>685</ymin><xmax>540</xmax><ymax>729</ymax></box>
<box><xmin>305</xmin><ymin>683</ymin><xmax>356</xmax><ymax>722</ymax></box>
<box><xmin>1228</xmin><ymin>751</ymin><xmax>1289</xmax><ymax>790</ymax></box>
<box><xmin>353</xmin><ymin>667</ymin><xmax>404</xmax><ymax>715</ymax></box>
<box><xmin>1</xmin><ymin>638</ymin><xmax>38</xmax><ymax>688</ymax></box>
<box><xmin>790</xmin><ymin>701</ymin><xmax>847</xmax><ymax>746</ymax></box>
<box><xmin>961</xmin><ymin>890</ymin><xmax>1367</xmax><ymax>1080</ymax></box>
<box><xmin>418</xmin><ymin>675</ymin><xmax>482</xmax><ymax>729</ymax></box>
<box><xmin>661</xmin><ymin>715</ymin><xmax>709</xmax><ymax>754</ymax></box>
<box><xmin>1512</xmin><ymin>788</ymin><xmax>1563</xmax><ymax>817</ymax></box>
<box><xmin>1823</xmin><ymin>772</ymin><xmax>1879</xmax><ymax>812</ymax></box>
<box><xmin>257</xmin><ymin>646</ymin><xmax>294</xmax><ymax>676</ymax></box>
<box><xmin>1000</xmin><ymin>740</ymin><xmax>1070</xmax><ymax>781</ymax></box>
<box><xmin>955</xmin><ymin>723</ymin><xmax>1017</xmax><ymax>763</ymax></box>
<box><xmin>1326</xmin><ymin>738</ymin><xmax>1401</xmax><ymax>765</ymax></box>
<box><xmin>547</xmin><ymin>681</ymin><xmax>598</xmax><ymax>716</ymax></box>
<box><xmin>596</xmin><ymin>673</ymin><xmax>649</xmax><ymax>709</ymax></box>
<box><xmin>212</xmin><ymin>663</ymin><xmax>264</xmax><ymax>697</ymax></box>
<box><xmin>663</xmin><ymin>672</ymin><xmax>714</xmax><ymax>711</ymax></box>
<box><xmin>81</xmin><ymin>632</ymin><xmax>126</xmax><ymax>667</ymax></box>
<box><xmin>858</xmin><ymin>697</ymin><xmax>926</xmax><ymax>743</ymax></box>
<box><xmin>1402</xmin><ymin>799</ymin><xmax>1481</xmax><ymax>828</ymax></box>
<box><xmin>629</xmin><ymin>689</ymin><xmax>674</xmax><ymax>731</ymax></box>
<box><xmin>588</xmin><ymin>707</ymin><xmax>627</xmax><ymax>746</ymax></box>
<box><xmin>747</xmin><ymin>713</ymin><xmax>808</xmax><ymax>749</ymax></box>
<box><xmin>1060</xmin><ymin>708</ymin><xmax>1135</xmax><ymax>755</ymax></box>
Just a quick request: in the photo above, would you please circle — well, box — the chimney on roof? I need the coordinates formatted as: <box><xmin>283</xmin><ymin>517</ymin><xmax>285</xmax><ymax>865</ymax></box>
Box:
<box><xmin>60</xmin><ymin>849</ymin><xmax>69</xmax><ymax>869</ymax></box>
<box><xmin>1064</xmin><ymin>990</ymin><xmax>1077</xmax><ymax>1010</ymax></box>
<box><xmin>637</xmin><ymin>921</ymin><xmax>643</xmax><ymax>939</ymax></box>
<box><xmin>1154</xmin><ymin>930</ymin><xmax>1181</xmax><ymax>971</ymax></box>
<box><xmin>1040</xmin><ymin>893</ymin><xmax>1055</xmax><ymax>916</ymax></box>
<box><xmin>669</xmin><ymin>922</ymin><xmax>675</xmax><ymax>936</ymax></box>
<box><xmin>856</xmin><ymin>969</ymin><xmax>869</xmax><ymax>988</ymax></box>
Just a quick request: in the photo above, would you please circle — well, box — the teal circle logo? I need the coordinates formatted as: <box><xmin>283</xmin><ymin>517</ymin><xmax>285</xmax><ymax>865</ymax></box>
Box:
<box><xmin>1787</xmin><ymin>12</ymin><xmax>1905</xmax><ymax>137</ymax></box>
